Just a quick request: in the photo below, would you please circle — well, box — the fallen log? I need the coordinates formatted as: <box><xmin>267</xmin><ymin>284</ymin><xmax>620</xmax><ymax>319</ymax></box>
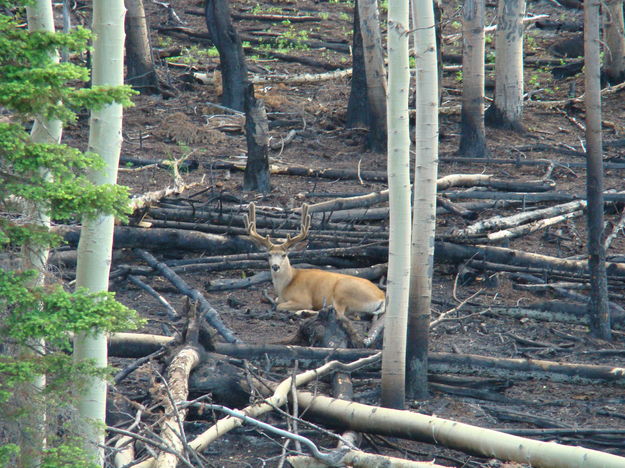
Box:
<box><xmin>56</xmin><ymin>225</ymin><xmax>256</xmax><ymax>254</ymax></box>
<box><xmin>153</xmin><ymin>305</ymin><xmax>201</xmax><ymax>468</ymax></box>
<box><xmin>486</xmin><ymin>210</ymin><xmax>584</xmax><ymax>242</ymax></box>
<box><xmin>287</xmin><ymin>453</ymin><xmax>445</xmax><ymax>467</ymax></box>
<box><xmin>439</xmin><ymin>155</ymin><xmax>625</xmax><ymax>170</ymax></box>
<box><xmin>436</xmin><ymin>174</ymin><xmax>555</xmax><ymax>192</ymax></box>
<box><xmin>133</xmin><ymin>249</ymin><xmax>241</xmax><ymax>343</ymax></box>
<box><xmin>295</xmin><ymin>391</ymin><xmax>625</xmax><ymax>468</ymax></box>
<box><xmin>435</xmin><ymin>241</ymin><xmax>625</xmax><ymax>278</ymax></box>
<box><xmin>451</xmin><ymin>200</ymin><xmax>587</xmax><ymax>237</ymax></box>
<box><xmin>108</xmin><ymin>334</ymin><xmax>625</xmax><ymax>385</ymax></box>
<box><xmin>147</xmin><ymin>206</ymin><xmax>378</xmax><ymax>233</ymax></box>
<box><xmin>148</xmin><ymin>219</ymin><xmax>389</xmax><ymax>242</ymax></box>
<box><xmin>131</xmin><ymin>353</ymin><xmax>381</xmax><ymax>468</ymax></box>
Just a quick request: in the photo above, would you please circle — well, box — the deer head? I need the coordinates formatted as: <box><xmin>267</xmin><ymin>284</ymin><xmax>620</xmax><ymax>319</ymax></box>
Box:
<box><xmin>244</xmin><ymin>203</ymin><xmax>311</xmax><ymax>279</ymax></box>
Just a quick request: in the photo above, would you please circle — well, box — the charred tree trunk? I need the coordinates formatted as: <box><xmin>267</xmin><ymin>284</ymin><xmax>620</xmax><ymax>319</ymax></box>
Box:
<box><xmin>243</xmin><ymin>82</ymin><xmax>270</xmax><ymax>193</ymax></box>
<box><xmin>604</xmin><ymin>0</ymin><xmax>625</xmax><ymax>84</ymax></box>
<box><xmin>458</xmin><ymin>0</ymin><xmax>489</xmax><ymax>157</ymax></box>
<box><xmin>125</xmin><ymin>0</ymin><xmax>159</xmax><ymax>94</ymax></box>
<box><xmin>357</xmin><ymin>0</ymin><xmax>387</xmax><ymax>152</ymax></box>
<box><xmin>585</xmin><ymin>0</ymin><xmax>612</xmax><ymax>339</ymax></box>
<box><xmin>485</xmin><ymin>0</ymin><xmax>525</xmax><ymax>131</ymax></box>
<box><xmin>346</xmin><ymin>0</ymin><xmax>369</xmax><ymax>128</ymax></box>
<box><xmin>204</xmin><ymin>0</ymin><xmax>248</xmax><ymax>110</ymax></box>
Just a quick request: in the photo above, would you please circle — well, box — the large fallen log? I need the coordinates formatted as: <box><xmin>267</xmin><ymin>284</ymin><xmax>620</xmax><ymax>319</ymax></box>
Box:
<box><xmin>450</xmin><ymin>200</ymin><xmax>587</xmax><ymax>237</ymax></box>
<box><xmin>131</xmin><ymin>353</ymin><xmax>381</xmax><ymax>468</ymax></box>
<box><xmin>435</xmin><ymin>241</ymin><xmax>625</xmax><ymax>278</ymax></box>
<box><xmin>108</xmin><ymin>334</ymin><xmax>625</xmax><ymax>385</ymax></box>
<box><xmin>153</xmin><ymin>306</ymin><xmax>201</xmax><ymax>468</ymax></box>
<box><xmin>56</xmin><ymin>225</ymin><xmax>256</xmax><ymax>253</ymax></box>
<box><xmin>295</xmin><ymin>391</ymin><xmax>625</xmax><ymax>468</ymax></box>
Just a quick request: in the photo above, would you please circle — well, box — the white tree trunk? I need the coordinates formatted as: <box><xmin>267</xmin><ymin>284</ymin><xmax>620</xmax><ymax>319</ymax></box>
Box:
<box><xmin>604</xmin><ymin>0</ymin><xmax>625</xmax><ymax>83</ymax></box>
<box><xmin>584</xmin><ymin>0</ymin><xmax>611</xmax><ymax>339</ymax></box>
<box><xmin>296</xmin><ymin>391</ymin><xmax>625</xmax><ymax>468</ymax></box>
<box><xmin>381</xmin><ymin>0</ymin><xmax>411</xmax><ymax>409</ymax></box>
<box><xmin>73</xmin><ymin>1</ymin><xmax>126</xmax><ymax>465</ymax></box>
<box><xmin>406</xmin><ymin>0</ymin><xmax>439</xmax><ymax>399</ymax></box>
<box><xmin>485</xmin><ymin>0</ymin><xmax>525</xmax><ymax>131</ymax></box>
<box><xmin>458</xmin><ymin>0</ymin><xmax>488</xmax><ymax>157</ymax></box>
<box><xmin>20</xmin><ymin>2</ymin><xmax>62</xmax><ymax>466</ymax></box>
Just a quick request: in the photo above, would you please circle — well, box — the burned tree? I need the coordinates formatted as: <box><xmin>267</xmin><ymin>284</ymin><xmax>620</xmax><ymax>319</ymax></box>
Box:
<box><xmin>204</xmin><ymin>0</ymin><xmax>248</xmax><ymax>111</ymax></box>
<box><xmin>347</xmin><ymin>0</ymin><xmax>387</xmax><ymax>152</ymax></box>
<box><xmin>124</xmin><ymin>0</ymin><xmax>159</xmax><ymax>94</ymax></box>
<box><xmin>243</xmin><ymin>82</ymin><xmax>270</xmax><ymax>193</ymax></box>
<box><xmin>458</xmin><ymin>0</ymin><xmax>489</xmax><ymax>157</ymax></box>
<box><xmin>485</xmin><ymin>0</ymin><xmax>526</xmax><ymax>131</ymax></box>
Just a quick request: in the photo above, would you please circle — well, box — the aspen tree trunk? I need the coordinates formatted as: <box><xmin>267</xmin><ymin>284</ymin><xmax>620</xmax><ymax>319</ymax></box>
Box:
<box><xmin>19</xmin><ymin>3</ymin><xmax>63</xmax><ymax>466</ymax></box>
<box><xmin>406</xmin><ymin>0</ymin><xmax>439</xmax><ymax>400</ymax></box>
<box><xmin>458</xmin><ymin>0</ymin><xmax>489</xmax><ymax>157</ymax></box>
<box><xmin>381</xmin><ymin>0</ymin><xmax>411</xmax><ymax>410</ymax></box>
<box><xmin>357</xmin><ymin>0</ymin><xmax>387</xmax><ymax>152</ymax></box>
<box><xmin>604</xmin><ymin>0</ymin><xmax>625</xmax><ymax>84</ymax></box>
<box><xmin>125</xmin><ymin>0</ymin><xmax>159</xmax><ymax>94</ymax></box>
<box><xmin>585</xmin><ymin>0</ymin><xmax>612</xmax><ymax>340</ymax></box>
<box><xmin>485</xmin><ymin>0</ymin><xmax>525</xmax><ymax>131</ymax></box>
<box><xmin>73</xmin><ymin>1</ymin><xmax>126</xmax><ymax>465</ymax></box>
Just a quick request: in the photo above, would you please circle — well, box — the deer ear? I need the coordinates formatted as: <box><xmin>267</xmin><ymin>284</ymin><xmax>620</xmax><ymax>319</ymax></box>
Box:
<box><xmin>290</xmin><ymin>239</ymin><xmax>308</xmax><ymax>251</ymax></box>
<box><xmin>248</xmin><ymin>236</ymin><xmax>268</xmax><ymax>250</ymax></box>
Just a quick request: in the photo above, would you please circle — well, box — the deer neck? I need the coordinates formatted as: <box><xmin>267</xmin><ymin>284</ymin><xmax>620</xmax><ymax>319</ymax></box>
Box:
<box><xmin>271</xmin><ymin>258</ymin><xmax>296</xmax><ymax>297</ymax></box>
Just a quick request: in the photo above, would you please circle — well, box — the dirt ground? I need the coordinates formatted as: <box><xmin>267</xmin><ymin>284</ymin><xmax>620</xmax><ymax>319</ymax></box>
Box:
<box><xmin>60</xmin><ymin>0</ymin><xmax>625</xmax><ymax>466</ymax></box>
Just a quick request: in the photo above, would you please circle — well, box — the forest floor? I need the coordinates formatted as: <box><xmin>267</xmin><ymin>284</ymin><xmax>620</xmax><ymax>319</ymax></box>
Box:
<box><xmin>60</xmin><ymin>0</ymin><xmax>625</xmax><ymax>466</ymax></box>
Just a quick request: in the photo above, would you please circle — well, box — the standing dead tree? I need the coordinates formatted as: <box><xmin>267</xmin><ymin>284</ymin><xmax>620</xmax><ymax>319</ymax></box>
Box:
<box><xmin>585</xmin><ymin>0</ymin><xmax>611</xmax><ymax>339</ymax></box>
<box><xmin>204</xmin><ymin>0</ymin><xmax>248</xmax><ymax>110</ymax></box>
<box><xmin>242</xmin><ymin>82</ymin><xmax>270</xmax><ymax>193</ymax></box>
<box><xmin>458</xmin><ymin>0</ymin><xmax>489</xmax><ymax>157</ymax></box>
<box><xmin>125</xmin><ymin>0</ymin><xmax>159</xmax><ymax>94</ymax></box>
<box><xmin>347</xmin><ymin>0</ymin><xmax>387</xmax><ymax>152</ymax></box>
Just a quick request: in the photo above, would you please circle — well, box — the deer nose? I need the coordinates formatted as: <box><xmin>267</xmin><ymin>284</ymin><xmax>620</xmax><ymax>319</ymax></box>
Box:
<box><xmin>272</xmin><ymin>264</ymin><xmax>280</xmax><ymax>272</ymax></box>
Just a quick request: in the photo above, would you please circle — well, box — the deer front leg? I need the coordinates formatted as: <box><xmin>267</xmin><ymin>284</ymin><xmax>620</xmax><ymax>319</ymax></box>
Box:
<box><xmin>277</xmin><ymin>300</ymin><xmax>318</xmax><ymax>318</ymax></box>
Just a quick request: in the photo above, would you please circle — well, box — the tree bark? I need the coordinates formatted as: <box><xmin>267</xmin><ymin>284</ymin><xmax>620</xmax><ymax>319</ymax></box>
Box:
<box><xmin>357</xmin><ymin>0</ymin><xmax>387</xmax><ymax>152</ymax></box>
<box><xmin>242</xmin><ymin>82</ymin><xmax>270</xmax><ymax>193</ymax></box>
<box><xmin>435</xmin><ymin>241</ymin><xmax>625</xmax><ymax>278</ymax></box>
<box><xmin>204</xmin><ymin>0</ymin><xmax>248</xmax><ymax>110</ymax></box>
<box><xmin>585</xmin><ymin>0</ymin><xmax>612</xmax><ymax>340</ymax></box>
<box><xmin>20</xmin><ymin>4</ymin><xmax>63</xmax><ymax>466</ymax></box>
<box><xmin>604</xmin><ymin>0</ymin><xmax>625</xmax><ymax>84</ymax></box>
<box><xmin>458</xmin><ymin>0</ymin><xmax>489</xmax><ymax>157</ymax></box>
<box><xmin>346</xmin><ymin>1</ymin><xmax>369</xmax><ymax>128</ymax></box>
<box><xmin>58</xmin><ymin>225</ymin><xmax>256</xmax><ymax>253</ymax></box>
<box><xmin>485</xmin><ymin>0</ymin><xmax>525</xmax><ymax>131</ymax></box>
<box><xmin>295</xmin><ymin>391</ymin><xmax>625</xmax><ymax>468</ymax></box>
<box><xmin>124</xmin><ymin>0</ymin><xmax>159</xmax><ymax>94</ymax></box>
<box><xmin>451</xmin><ymin>200</ymin><xmax>586</xmax><ymax>237</ymax></box>
<box><xmin>382</xmin><ymin>0</ymin><xmax>412</xmax><ymax>409</ymax></box>
<box><xmin>407</xmin><ymin>0</ymin><xmax>439</xmax><ymax>399</ymax></box>
<box><xmin>73</xmin><ymin>1</ymin><xmax>126</xmax><ymax>465</ymax></box>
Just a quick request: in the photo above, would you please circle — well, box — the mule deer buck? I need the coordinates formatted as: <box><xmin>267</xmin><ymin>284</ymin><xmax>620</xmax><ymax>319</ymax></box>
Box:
<box><xmin>244</xmin><ymin>203</ymin><xmax>385</xmax><ymax>321</ymax></box>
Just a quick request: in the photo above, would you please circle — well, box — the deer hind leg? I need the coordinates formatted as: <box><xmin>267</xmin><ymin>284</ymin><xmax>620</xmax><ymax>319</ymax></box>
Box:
<box><xmin>332</xmin><ymin>303</ymin><xmax>364</xmax><ymax>348</ymax></box>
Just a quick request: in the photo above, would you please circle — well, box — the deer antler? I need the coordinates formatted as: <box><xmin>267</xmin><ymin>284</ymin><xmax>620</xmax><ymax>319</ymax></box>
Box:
<box><xmin>244</xmin><ymin>202</ymin><xmax>275</xmax><ymax>250</ymax></box>
<box><xmin>281</xmin><ymin>203</ymin><xmax>311</xmax><ymax>250</ymax></box>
